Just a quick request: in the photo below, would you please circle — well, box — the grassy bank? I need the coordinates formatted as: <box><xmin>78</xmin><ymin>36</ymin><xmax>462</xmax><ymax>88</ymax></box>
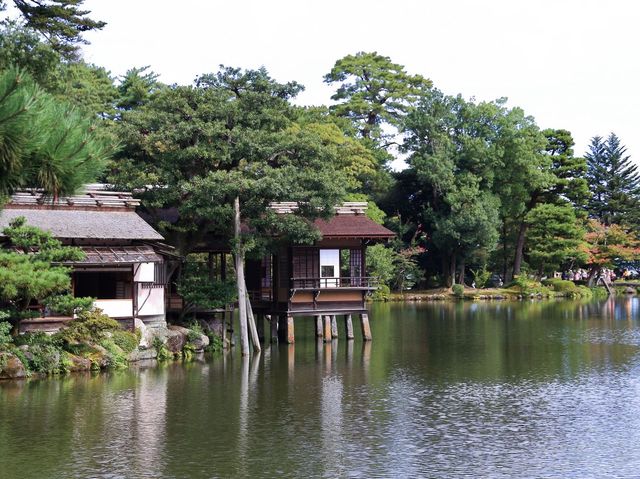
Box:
<box><xmin>383</xmin><ymin>279</ymin><xmax>613</xmax><ymax>302</ymax></box>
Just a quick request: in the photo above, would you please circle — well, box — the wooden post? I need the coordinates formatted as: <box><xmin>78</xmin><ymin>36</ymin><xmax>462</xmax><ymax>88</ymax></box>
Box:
<box><xmin>286</xmin><ymin>315</ymin><xmax>295</xmax><ymax>344</ymax></box>
<box><xmin>245</xmin><ymin>296</ymin><xmax>261</xmax><ymax>352</ymax></box>
<box><xmin>270</xmin><ymin>315</ymin><xmax>278</xmax><ymax>343</ymax></box>
<box><xmin>256</xmin><ymin>314</ymin><xmax>264</xmax><ymax>342</ymax></box>
<box><xmin>360</xmin><ymin>313</ymin><xmax>372</xmax><ymax>341</ymax></box>
<box><xmin>278</xmin><ymin>314</ymin><xmax>295</xmax><ymax>344</ymax></box>
<box><xmin>315</xmin><ymin>315</ymin><xmax>323</xmax><ymax>338</ymax></box>
<box><xmin>345</xmin><ymin>314</ymin><xmax>354</xmax><ymax>340</ymax></box>
<box><xmin>323</xmin><ymin>315</ymin><xmax>332</xmax><ymax>342</ymax></box>
<box><xmin>331</xmin><ymin>315</ymin><xmax>338</xmax><ymax>339</ymax></box>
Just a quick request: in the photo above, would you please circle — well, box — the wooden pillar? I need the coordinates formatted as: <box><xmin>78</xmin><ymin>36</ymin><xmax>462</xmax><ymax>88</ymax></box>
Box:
<box><xmin>315</xmin><ymin>315</ymin><xmax>323</xmax><ymax>338</ymax></box>
<box><xmin>256</xmin><ymin>314</ymin><xmax>264</xmax><ymax>342</ymax></box>
<box><xmin>323</xmin><ymin>315</ymin><xmax>332</xmax><ymax>342</ymax></box>
<box><xmin>344</xmin><ymin>314</ymin><xmax>354</xmax><ymax>340</ymax></box>
<box><xmin>278</xmin><ymin>314</ymin><xmax>295</xmax><ymax>344</ymax></box>
<box><xmin>331</xmin><ymin>315</ymin><xmax>338</xmax><ymax>339</ymax></box>
<box><xmin>360</xmin><ymin>313</ymin><xmax>372</xmax><ymax>341</ymax></box>
<box><xmin>270</xmin><ymin>315</ymin><xmax>278</xmax><ymax>343</ymax></box>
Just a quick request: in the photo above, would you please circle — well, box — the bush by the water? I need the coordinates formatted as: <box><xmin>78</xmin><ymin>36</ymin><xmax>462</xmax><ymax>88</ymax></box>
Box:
<box><xmin>542</xmin><ymin>278</ymin><xmax>578</xmax><ymax>293</ymax></box>
<box><xmin>452</xmin><ymin>284</ymin><xmax>465</xmax><ymax>297</ymax></box>
<box><xmin>508</xmin><ymin>276</ymin><xmax>551</xmax><ymax>296</ymax></box>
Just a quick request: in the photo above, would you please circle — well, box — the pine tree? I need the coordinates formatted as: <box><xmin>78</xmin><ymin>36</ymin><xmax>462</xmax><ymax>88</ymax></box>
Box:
<box><xmin>0</xmin><ymin>68</ymin><xmax>110</xmax><ymax>200</ymax></box>
<box><xmin>585</xmin><ymin>133</ymin><xmax>640</xmax><ymax>226</ymax></box>
<box><xmin>12</xmin><ymin>0</ymin><xmax>106</xmax><ymax>59</ymax></box>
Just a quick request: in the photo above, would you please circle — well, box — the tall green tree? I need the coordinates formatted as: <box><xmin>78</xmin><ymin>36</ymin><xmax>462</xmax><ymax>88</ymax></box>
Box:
<box><xmin>11</xmin><ymin>0</ymin><xmax>105</xmax><ymax>58</ymax></box>
<box><xmin>525</xmin><ymin>203</ymin><xmax>586</xmax><ymax>277</ymax></box>
<box><xmin>110</xmin><ymin>66</ymin><xmax>349</xmax><ymax>354</ymax></box>
<box><xmin>585</xmin><ymin>133</ymin><xmax>640</xmax><ymax>227</ymax></box>
<box><xmin>324</xmin><ymin>52</ymin><xmax>432</xmax><ymax>142</ymax></box>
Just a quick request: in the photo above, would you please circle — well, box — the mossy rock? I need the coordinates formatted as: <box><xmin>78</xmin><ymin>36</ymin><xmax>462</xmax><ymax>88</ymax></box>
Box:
<box><xmin>0</xmin><ymin>352</ymin><xmax>27</xmax><ymax>379</ymax></box>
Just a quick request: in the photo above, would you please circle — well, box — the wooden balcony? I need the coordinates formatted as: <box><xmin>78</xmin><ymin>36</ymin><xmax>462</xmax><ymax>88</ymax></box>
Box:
<box><xmin>291</xmin><ymin>276</ymin><xmax>380</xmax><ymax>290</ymax></box>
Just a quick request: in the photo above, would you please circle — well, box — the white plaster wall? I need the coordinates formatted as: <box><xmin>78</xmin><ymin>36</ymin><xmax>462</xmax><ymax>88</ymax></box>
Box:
<box><xmin>137</xmin><ymin>287</ymin><xmax>165</xmax><ymax>316</ymax></box>
<box><xmin>319</xmin><ymin>249</ymin><xmax>340</xmax><ymax>288</ymax></box>
<box><xmin>94</xmin><ymin>299</ymin><xmax>133</xmax><ymax>318</ymax></box>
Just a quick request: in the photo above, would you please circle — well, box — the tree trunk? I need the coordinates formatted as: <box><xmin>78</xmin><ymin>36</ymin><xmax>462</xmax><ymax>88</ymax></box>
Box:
<box><xmin>501</xmin><ymin>219</ymin><xmax>509</xmax><ymax>282</ymax></box>
<box><xmin>458</xmin><ymin>257</ymin><xmax>465</xmax><ymax>286</ymax></box>
<box><xmin>234</xmin><ymin>196</ymin><xmax>249</xmax><ymax>356</ymax></box>
<box><xmin>587</xmin><ymin>266</ymin><xmax>600</xmax><ymax>287</ymax></box>
<box><xmin>443</xmin><ymin>254</ymin><xmax>456</xmax><ymax>288</ymax></box>
<box><xmin>511</xmin><ymin>220</ymin><xmax>528</xmax><ymax>281</ymax></box>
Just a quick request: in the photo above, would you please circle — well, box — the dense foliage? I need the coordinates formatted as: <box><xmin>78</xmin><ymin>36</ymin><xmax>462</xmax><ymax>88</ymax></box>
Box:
<box><xmin>1</xmin><ymin>0</ymin><xmax>639</xmax><ymax>297</ymax></box>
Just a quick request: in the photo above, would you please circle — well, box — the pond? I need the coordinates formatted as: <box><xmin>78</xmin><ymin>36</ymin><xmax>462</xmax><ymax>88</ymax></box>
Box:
<box><xmin>2</xmin><ymin>298</ymin><xmax>640</xmax><ymax>478</ymax></box>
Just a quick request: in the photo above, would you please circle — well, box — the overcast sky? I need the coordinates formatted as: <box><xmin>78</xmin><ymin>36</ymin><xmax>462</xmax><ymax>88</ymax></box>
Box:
<box><xmin>77</xmin><ymin>0</ymin><xmax>638</xmax><ymax>163</ymax></box>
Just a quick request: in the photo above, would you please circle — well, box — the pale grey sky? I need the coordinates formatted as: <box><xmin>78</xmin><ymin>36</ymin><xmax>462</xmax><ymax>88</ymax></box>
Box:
<box><xmin>77</xmin><ymin>0</ymin><xmax>639</xmax><ymax>162</ymax></box>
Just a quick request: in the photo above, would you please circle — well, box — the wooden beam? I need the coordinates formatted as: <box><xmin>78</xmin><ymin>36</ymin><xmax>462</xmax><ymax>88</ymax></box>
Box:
<box><xmin>315</xmin><ymin>315</ymin><xmax>323</xmax><ymax>338</ymax></box>
<box><xmin>331</xmin><ymin>315</ymin><xmax>338</xmax><ymax>339</ymax></box>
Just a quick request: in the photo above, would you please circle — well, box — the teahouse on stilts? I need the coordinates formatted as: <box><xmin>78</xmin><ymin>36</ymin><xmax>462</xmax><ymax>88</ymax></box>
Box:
<box><xmin>245</xmin><ymin>202</ymin><xmax>395</xmax><ymax>344</ymax></box>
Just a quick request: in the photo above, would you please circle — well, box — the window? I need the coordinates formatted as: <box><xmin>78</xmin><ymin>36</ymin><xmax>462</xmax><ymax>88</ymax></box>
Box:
<box><xmin>74</xmin><ymin>271</ymin><xmax>132</xmax><ymax>299</ymax></box>
<box><xmin>321</xmin><ymin>265</ymin><xmax>335</xmax><ymax>278</ymax></box>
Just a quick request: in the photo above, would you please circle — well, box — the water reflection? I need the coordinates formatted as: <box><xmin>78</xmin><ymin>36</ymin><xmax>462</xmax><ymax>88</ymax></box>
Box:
<box><xmin>1</xmin><ymin>299</ymin><xmax>640</xmax><ymax>478</ymax></box>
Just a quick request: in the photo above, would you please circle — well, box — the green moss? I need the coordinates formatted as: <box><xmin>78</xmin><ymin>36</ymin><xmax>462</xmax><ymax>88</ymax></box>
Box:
<box><xmin>111</xmin><ymin>329</ymin><xmax>138</xmax><ymax>354</ymax></box>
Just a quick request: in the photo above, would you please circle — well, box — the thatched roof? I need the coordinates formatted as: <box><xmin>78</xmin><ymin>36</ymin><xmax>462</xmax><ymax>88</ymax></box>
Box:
<box><xmin>0</xmin><ymin>208</ymin><xmax>163</xmax><ymax>240</ymax></box>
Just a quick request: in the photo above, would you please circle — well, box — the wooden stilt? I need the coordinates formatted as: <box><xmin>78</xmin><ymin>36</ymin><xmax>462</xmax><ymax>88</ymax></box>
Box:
<box><xmin>245</xmin><ymin>296</ymin><xmax>261</xmax><ymax>352</ymax></box>
<box><xmin>331</xmin><ymin>315</ymin><xmax>338</xmax><ymax>339</ymax></box>
<box><xmin>344</xmin><ymin>314</ymin><xmax>354</xmax><ymax>340</ymax></box>
<box><xmin>277</xmin><ymin>314</ymin><xmax>287</xmax><ymax>343</ymax></box>
<box><xmin>315</xmin><ymin>315</ymin><xmax>323</xmax><ymax>338</ymax></box>
<box><xmin>256</xmin><ymin>314</ymin><xmax>264</xmax><ymax>342</ymax></box>
<box><xmin>270</xmin><ymin>315</ymin><xmax>278</xmax><ymax>343</ymax></box>
<box><xmin>360</xmin><ymin>313</ymin><xmax>372</xmax><ymax>341</ymax></box>
<box><xmin>323</xmin><ymin>315</ymin><xmax>332</xmax><ymax>342</ymax></box>
<box><xmin>278</xmin><ymin>314</ymin><xmax>295</xmax><ymax>344</ymax></box>
<box><xmin>286</xmin><ymin>315</ymin><xmax>295</xmax><ymax>344</ymax></box>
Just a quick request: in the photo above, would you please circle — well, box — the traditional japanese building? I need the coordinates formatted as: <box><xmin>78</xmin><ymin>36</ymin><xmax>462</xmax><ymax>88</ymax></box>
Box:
<box><xmin>245</xmin><ymin>202</ymin><xmax>395</xmax><ymax>344</ymax></box>
<box><xmin>0</xmin><ymin>186</ymin><xmax>174</xmax><ymax>332</ymax></box>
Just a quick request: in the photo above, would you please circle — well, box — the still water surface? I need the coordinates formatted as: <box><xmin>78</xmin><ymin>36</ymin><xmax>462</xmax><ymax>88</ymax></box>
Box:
<box><xmin>3</xmin><ymin>298</ymin><xmax>640</xmax><ymax>478</ymax></box>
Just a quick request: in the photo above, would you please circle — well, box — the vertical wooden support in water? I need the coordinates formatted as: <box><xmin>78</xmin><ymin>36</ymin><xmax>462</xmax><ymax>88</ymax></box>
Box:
<box><xmin>344</xmin><ymin>314</ymin><xmax>354</xmax><ymax>340</ymax></box>
<box><xmin>331</xmin><ymin>315</ymin><xmax>338</xmax><ymax>339</ymax></box>
<box><xmin>323</xmin><ymin>316</ymin><xmax>331</xmax><ymax>343</ymax></box>
<box><xmin>360</xmin><ymin>313</ymin><xmax>372</xmax><ymax>341</ymax></box>
<box><xmin>270</xmin><ymin>315</ymin><xmax>278</xmax><ymax>343</ymax></box>
<box><xmin>278</xmin><ymin>314</ymin><xmax>295</xmax><ymax>344</ymax></box>
<box><xmin>323</xmin><ymin>315</ymin><xmax>332</xmax><ymax>342</ymax></box>
<box><xmin>315</xmin><ymin>315</ymin><xmax>323</xmax><ymax>338</ymax></box>
<box><xmin>256</xmin><ymin>314</ymin><xmax>264</xmax><ymax>342</ymax></box>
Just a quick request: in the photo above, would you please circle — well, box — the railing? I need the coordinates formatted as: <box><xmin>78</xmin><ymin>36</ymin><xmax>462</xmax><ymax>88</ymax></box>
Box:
<box><xmin>291</xmin><ymin>277</ymin><xmax>380</xmax><ymax>289</ymax></box>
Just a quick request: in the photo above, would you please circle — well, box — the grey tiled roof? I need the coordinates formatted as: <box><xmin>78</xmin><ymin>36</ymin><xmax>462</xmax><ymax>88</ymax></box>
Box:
<box><xmin>0</xmin><ymin>209</ymin><xmax>163</xmax><ymax>240</ymax></box>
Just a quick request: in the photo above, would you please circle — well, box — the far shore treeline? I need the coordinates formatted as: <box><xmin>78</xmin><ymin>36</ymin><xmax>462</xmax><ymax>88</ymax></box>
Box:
<box><xmin>1</xmin><ymin>0</ymin><xmax>640</xmax><ymax>307</ymax></box>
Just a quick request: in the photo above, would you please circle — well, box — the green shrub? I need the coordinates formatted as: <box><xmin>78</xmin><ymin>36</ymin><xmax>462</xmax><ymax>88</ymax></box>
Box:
<box><xmin>542</xmin><ymin>278</ymin><xmax>579</xmax><ymax>293</ymax></box>
<box><xmin>452</xmin><ymin>284</ymin><xmax>465</xmax><ymax>297</ymax></box>
<box><xmin>371</xmin><ymin>284</ymin><xmax>391</xmax><ymax>301</ymax></box>
<box><xmin>470</xmin><ymin>267</ymin><xmax>491</xmax><ymax>289</ymax></box>
<box><xmin>99</xmin><ymin>338</ymin><xmax>128</xmax><ymax>369</ymax></box>
<box><xmin>153</xmin><ymin>336</ymin><xmax>172</xmax><ymax>361</ymax></box>
<box><xmin>0</xmin><ymin>319</ymin><xmax>12</xmax><ymax>348</ymax></box>
<box><xmin>43</xmin><ymin>295</ymin><xmax>95</xmax><ymax>316</ymax></box>
<box><xmin>27</xmin><ymin>343</ymin><xmax>62</xmax><ymax>374</ymax></box>
<box><xmin>57</xmin><ymin>308</ymin><xmax>120</xmax><ymax>344</ymax></box>
<box><xmin>187</xmin><ymin>321</ymin><xmax>204</xmax><ymax>342</ymax></box>
<box><xmin>206</xmin><ymin>335</ymin><xmax>223</xmax><ymax>353</ymax></box>
<box><xmin>111</xmin><ymin>329</ymin><xmax>139</xmax><ymax>353</ymax></box>
<box><xmin>508</xmin><ymin>276</ymin><xmax>550</xmax><ymax>295</ymax></box>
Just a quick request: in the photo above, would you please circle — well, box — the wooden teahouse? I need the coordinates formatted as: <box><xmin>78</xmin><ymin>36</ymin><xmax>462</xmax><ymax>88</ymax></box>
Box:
<box><xmin>245</xmin><ymin>202</ymin><xmax>395</xmax><ymax>344</ymax></box>
<box><xmin>0</xmin><ymin>186</ymin><xmax>174</xmax><ymax>332</ymax></box>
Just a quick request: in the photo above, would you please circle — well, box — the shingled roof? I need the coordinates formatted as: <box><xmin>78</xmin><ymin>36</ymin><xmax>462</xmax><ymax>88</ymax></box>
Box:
<box><xmin>0</xmin><ymin>186</ymin><xmax>163</xmax><ymax>241</ymax></box>
<box><xmin>314</xmin><ymin>215</ymin><xmax>395</xmax><ymax>239</ymax></box>
<box><xmin>270</xmin><ymin>201</ymin><xmax>395</xmax><ymax>240</ymax></box>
